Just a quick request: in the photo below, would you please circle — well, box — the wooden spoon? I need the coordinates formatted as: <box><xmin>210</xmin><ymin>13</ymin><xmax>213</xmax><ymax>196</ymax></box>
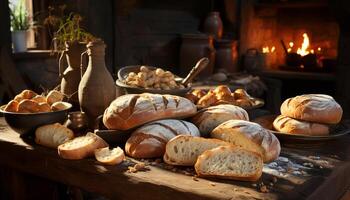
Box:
<box><xmin>181</xmin><ymin>57</ymin><xmax>209</xmax><ymax>86</ymax></box>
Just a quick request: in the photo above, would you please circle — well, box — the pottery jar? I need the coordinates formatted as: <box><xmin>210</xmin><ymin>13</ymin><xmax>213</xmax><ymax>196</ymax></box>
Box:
<box><xmin>203</xmin><ymin>12</ymin><xmax>223</xmax><ymax>39</ymax></box>
<box><xmin>78</xmin><ymin>40</ymin><xmax>116</xmax><ymax>129</ymax></box>
<box><xmin>179</xmin><ymin>34</ymin><xmax>215</xmax><ymax>78</ymax></box>
<box><xmin>59</xmin><ymin>41</ymin><xmax>86</xmax><ymax>110</ymax></box>
<box><xmin>215</xmin><ymin>39</ymin><xmax>238</xmax><ymax>73</ymax></box>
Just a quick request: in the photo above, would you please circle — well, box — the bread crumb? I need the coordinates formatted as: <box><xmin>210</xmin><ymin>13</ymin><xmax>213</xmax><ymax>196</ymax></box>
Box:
<box><xmin>127</xmin><ymin>162</ymin><xmax>148</xmax><ymax>173</ymax></box>
<box><xmin>192</xmin><ymin>176</ymin><xmax>199</xmax><ymax>181</ymax></box>
<box><xmin>209</xmin><ymin>182</ymin><xmax>216</xmax><ymax>186</ymax></box>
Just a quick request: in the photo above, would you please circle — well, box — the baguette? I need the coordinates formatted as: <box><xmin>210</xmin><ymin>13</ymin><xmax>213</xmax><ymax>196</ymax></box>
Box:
<box><xmin>94</xmin><ymin>147</ymin><xmax>125</xmax><ymax>165</ymax></box>
<box><xmin>273</xmin><ymin>115</ymin><xmax>329</xmax><ymax>136</ymax></box>
<box><xmin>280</xmin><ymin>94</ymin><xmax>342</xmax><ymax>124</ymax></box>
<box><xmin>211</xmin><ymin>120</ymin><xmax>280</xmax><ymax>163</ymax></box>
<box><xmin>103</xmin><ymin>93</ymin><xmax>197</xmax><ymax>130</ymax></box>
<box><xmin>163</xmin><ymin>135</ymin><xmax>231</xmax><ymax>166</ymax></box>
<box><xmin>35</xmin><ymin>123</ymin><xmax>74</xmax><ymax>148</ymax></box>
<box><xmin>58</xmin><ymin>132</ymin><xmax>108</xmax><ymax>160</ymax></box>
<box><xmin>195</xmin><ymin>146</ymin><xmax>263</xmax><ymax>181</ymax></box>
<box><xmin>191</xmin><ymin>104</ymin><xmax>249</xmax><ymax>137</ymax></box>
<box><xmin>125</xmin><ymin>119</ymin><xmax>200</xmax><ymax>158</ymax></box>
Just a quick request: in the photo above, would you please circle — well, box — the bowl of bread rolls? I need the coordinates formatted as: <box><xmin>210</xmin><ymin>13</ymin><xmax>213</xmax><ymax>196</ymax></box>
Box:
<box><xmin>116</xmin><ymin>65</ymin><xmax>191</xmax><ymax>96</ymax></box>
<box><xmin>0</xmin><ymin>89</ymin><xmax>72</xmax><ymax>136</ymax></box>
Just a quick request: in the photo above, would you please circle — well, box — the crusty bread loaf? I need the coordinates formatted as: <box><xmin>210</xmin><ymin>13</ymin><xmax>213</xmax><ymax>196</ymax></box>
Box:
<box><xmin>195</xmin><ymin>146</ymin><xmax>263</xmax><ymax>181</ymax></box>
<box><xmin>125</xmin><ymin>119</ymin><xmax>200</xmax><ymax>158</ymax></box>
<box><xmin>273</xmin><ymin>115</ymin><xmax>329</xmax><ymax>136</ymax></box>
<box><xmin>4</xmin><ymin>100</ymin><xmax>19</xmax><ymax>112</ymax></box>
<box><xmin>103</xmin><ymin>93</ymin><xmax>197</xmax><ymax>130</ymax></box>
<box><xmin>58</xmin><ymin>132</ymin><xmax>108</xmax><ymax>160</ymax></box>
<box><xmin>163</xmin><ymin>135</ymin><xmax>232</xmax><ymax>166</ymax></box>
<box><xmin>191</xmin><ymin>104</ymin><xmax>249</xmax><ymax>137</ymax></box>
<box><xmin>211</xmin><ymin>120</ymin><xmax>280</xmax><ymax>163</ymax></box>
<box><xmin>281</xmin><ymin>94</ymin><xmax>342</xmax><ymax>124</ymax></box>
<box><xmin>35</xmin><ymin>123</ymin><xmax>74</xmax><ymax>148</ymax></box>
<box><xmin>94</xmin><ymin>147</ymin><xmax>125</xmax><ymax>165</ymax></box>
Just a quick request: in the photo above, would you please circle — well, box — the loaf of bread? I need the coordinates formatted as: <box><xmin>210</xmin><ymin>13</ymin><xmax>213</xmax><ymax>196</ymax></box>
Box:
<box><xmin>163</xmin><ymin>135</ymin><xmax>232</xmax><ymax>166</ymax></box>
<box><xmin>211</xmin><ymin>120</ymin><xmax>280</xmax><ymax>163</ymax></box>
<box><xmin>195</xmin><ymin>146</ymin><xmax>263</xmax><ymax>181</ymax></box>
<box><xmin>281</xmin><ymin>94</ymin><xmax>342</xmax><ymax>124</ymax></box>
<box><xmin>273</xmin><ymin>115</ymin><xmax>329</xmax><ymax>136</ymax></box>
<box><xmin>58</xmin><ymin>132</ymin><xmax>108</xmax><ymax>160</ymax></box>
<box><xmin>191</xmin><ymin>104</ymin><xmax>249</xmax><ymax>137</ymax></box>
<box><xmin>125</xmin><ymin>119</ymin><xmax>200</xmax><ymax>158</ymax></box>
<box><xmin>35</xmin><ymin>123</ymin><xmax>74</xmax><ymax>148</ymax></box>
<box><xmin>103</xmin><ymin>93</ymin><xmax>197</xmax><ymax>130</ymax></box>
<box><xmin>94</xmin><ymin>147</ymin><xmax>125</xmax><ymax>165</ymax></box>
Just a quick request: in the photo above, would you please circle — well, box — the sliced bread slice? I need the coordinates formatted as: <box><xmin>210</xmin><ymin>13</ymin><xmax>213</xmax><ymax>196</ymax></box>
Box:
<box><xmin>58</xmin><ymin>132</ymin><xmax>109</xmax><ymax>160</ymax></box>
<box><xmin>94</xmin><ymin>147</ymin><xmax>125</xmax><ymax>165</ymax></box>
<box><xmin>195</xmin><ymin>146</ymin><xmax>263</xmax><ymax>181</ymax></box>
<box><xmin>163</xmin><ymin>135</ymin><xmax>231</xmax><ymax>166</ymax></box>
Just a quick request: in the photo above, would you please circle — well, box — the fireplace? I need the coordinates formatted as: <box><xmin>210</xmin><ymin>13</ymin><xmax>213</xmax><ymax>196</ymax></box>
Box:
<box><xmin>240</xmin><ymin>0</ymin><xmax>339</xmax><ymax>73</ymax></box>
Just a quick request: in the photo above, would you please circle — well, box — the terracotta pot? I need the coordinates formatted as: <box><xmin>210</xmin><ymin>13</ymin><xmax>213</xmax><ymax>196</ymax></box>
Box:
<box><xmin>78</xmin><ymin>40</ymin><xmax>117</xmax><ymax>129</ymax></box>
<box><xmin>59</xmin><ymin>41</ymin><xmax>86</xmax><ymax>110</ymax></box>
<box><xmin>215</xmin><ymin>39</ymin><xmax>238</xmax><ymax>73</ymax></box>
<box><xmin>203</xmin><ymin>12</ymin><xmax>223</xmax><ymax>39</ymax></box>
<box><xmin>179</xmin><ymin>34</ymin><xmax>215</xmax><ymax>78</ymax></box>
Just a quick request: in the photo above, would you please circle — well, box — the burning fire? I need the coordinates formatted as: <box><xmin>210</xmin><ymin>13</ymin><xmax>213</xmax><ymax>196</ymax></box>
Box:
<box><xmin>262</xmin><ymin>46</ymin><xmax>275</xmax><ymax>53</ymax></box>
<box><xmin>296</xmin><ymin>33</ymin><xmax>310</xmax><ymax>56</ymax></box>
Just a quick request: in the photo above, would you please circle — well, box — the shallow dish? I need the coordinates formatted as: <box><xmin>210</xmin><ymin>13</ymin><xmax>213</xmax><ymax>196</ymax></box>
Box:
<box><xmin>0</xmin><ymin>102</ymin><xmax>72</xmax><ymax>136</ymax></box>
<box><xmin>253</xmin><ymin>115</ymin><xmax>350</xmax><ymax>146</ymax></box>
<box><xmin>116</xmin><ymin>65</ymin><xmax>191</xmax><ymax>96</ymax></box>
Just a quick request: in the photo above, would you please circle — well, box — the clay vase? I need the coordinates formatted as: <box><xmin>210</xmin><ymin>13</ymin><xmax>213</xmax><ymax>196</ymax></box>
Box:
<box><xmin>215</xmin><ymin>40</ymin><xmax>238</xmax><ymax>73</ymax></box>
<box><xmin>78</xmin><ymin>40</ymin><xmax>116</xmax><ymax>129</ymax></box>
<box><xmin>179</xmin><ymin>34</ymin><xmax>215</xmax><ymax>78</ymax></box>
<box><xmin>203</xmin><ymin>12</ymin><xmax>223</xmax><ymax>39</ymax></box>
<box><xmin>59</xmin><ymin>41</ymin><xmax>86</xmax><ymax>110</ymax></box>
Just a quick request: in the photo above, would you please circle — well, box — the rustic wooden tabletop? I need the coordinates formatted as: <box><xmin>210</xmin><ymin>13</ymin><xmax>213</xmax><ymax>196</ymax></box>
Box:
<box><xmin>0</xmin><ymin>117</ymin><xmax>349</xmax><ymax>200</ymax></box>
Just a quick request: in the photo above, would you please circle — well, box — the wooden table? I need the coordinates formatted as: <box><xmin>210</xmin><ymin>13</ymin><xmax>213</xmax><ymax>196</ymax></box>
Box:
<box><xmin>0</xmin><ymin>118</ymin><xmax>350</xmax><ymax>200</ymax></box>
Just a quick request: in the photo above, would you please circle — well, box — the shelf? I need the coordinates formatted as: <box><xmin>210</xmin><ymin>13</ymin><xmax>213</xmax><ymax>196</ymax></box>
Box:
<box><xmin>253</xmin><ymin>69</ymin><xmax>336</xmax><ymax>81</ymax></box>
<box><xmin>12</xmin><ymin>50</ymin><xmax>58</xmax><ymax>60</ymax></box>
<box><xmin>255</xmin><ymin>1</ymin><xmax>328</xmax><ymax>9</ymax></box>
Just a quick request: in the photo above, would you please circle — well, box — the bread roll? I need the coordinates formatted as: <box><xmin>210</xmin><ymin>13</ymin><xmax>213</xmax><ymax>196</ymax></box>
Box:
<box><xmin>94</xmin><ymin>147</ymin><xmax>125</xmax><ymax>165</ymax></box>
<box><xmin>273</xmin><ymin>115</ymin><xmax>329</xmax><ymax>136</ymax></box>
<box><xmin>197</xmin><ymin>90</ymin><xmax>218</xmax><ymax>108</ymax></box>
<box><xmin>191</xmin><ymin>104</ymin><xmax>249</xmax><ymax>137</ymax></box>
<box><xmin>35</xmin><ymin>123</ymin><xmax>74</xmax><ymax>148</ymax></box>
<box><xmin>51</xmin><ymin>101</ymin><xmax>71</xmax><ymax>111</ymax></box>
<box><xmin>46</xmin><ymin>90</ymin><xmax>64</xmax><ymax>105</ymax></box>
<box><xmin>38</xmin><ymin>102</ymin><xmax>51</xmax><ymax>112</ymax></box>
<box><xmin>280</xmin><ymin>94</ymin><xmax>342</xmax><ymax>124</ymax></box>
<box><xmin>32</xmin><ymin>95</ymin><xmax>47</xmax><ymax>103</ymax></box>
<box><xmin>58</xmin><ymin>132</ymin><xmax>108</xmax><ymax>160</ymax></box>
<box><xmin>4</xmin><ymin>100</ymin><xmax>19</xmax><ymax>112</ymax></box>
<box><xmin>214</xmin><ymin>85</ymin><xmax>235</xmax><ymax>102</ymax></box>
<box><xmin>103</xmin><ymin>93</ymin><xmax>197</xmax><ymax>130</ymax></box>
<box><xmin>234</xmin><ymin>89</ymin><xmax>250</xmax><ymax>99</ymax></box>
<box><xmin>14</xmin><ymin>90</ymin><xmax>37</xmax><ymax>102</ymax></box>
<box><xmin>195</xmin><ymin>146</ymin><xmax>263</xmax><ymax>181</ymax></box>
<box><xmin>163</xmin><ymin>135</ymin><xmax>231</xmax><ymax>166</ymax></box>
<box><xmin>125</xmin><ymin>119</ymin><xmax>200</xmax><ymax>158</ymax></box>
<box><xmin>211</xmin><ymin>120</ymin><xmax>280</xmax><ymax>163</ymax></box>
<box><xmin>17</xmin><ymin>99</ymin><xmax>40</xmax><ymax>113</ymax></box>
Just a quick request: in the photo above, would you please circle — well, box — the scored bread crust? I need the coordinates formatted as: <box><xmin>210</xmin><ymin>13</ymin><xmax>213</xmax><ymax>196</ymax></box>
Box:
<box><xmin>191</xmin><ymin>104</ymin><xmax>249</xmax><ymax>137</ymax></box>
<box><xmin>58</xmin><ymin>133</ymin><xmax>109</xmax><ymax>160</ymax></box>
<box><xmin>35</xmin><ymin>123</ymin><xmax>74</xmax><ymax>148</ymax></box>
<box><xmin>103</xmin><ymin>93</ymin><xmax>197</xmax><ymax>130</ymax></box>
<box><xmin>211</xmin><ymin>120</ymin><xmax>280</xmax><ymax>163</ymax></box>
<box><xmin>125</xmin><ymin>119</ymin><xmax>200</xmax><ymax>158</ymax></box>
<box><xmin>280</xmin><ymin>94</ymin><xmax>342</xmax><ymax>124</ymax></box>
<box><xmin>163</xmin><ymin>135</ymin><xmax>232</xmax><ymax>166</ymax></box>
<box><xmin>273</xmin><ymin>115</ymin><xmax>329</xmax><ymax>136</ymax></box>
<box><xmin>195</xmin><ymin>146</ymin><xmax>263</xmax><ymax>182</ymax></box>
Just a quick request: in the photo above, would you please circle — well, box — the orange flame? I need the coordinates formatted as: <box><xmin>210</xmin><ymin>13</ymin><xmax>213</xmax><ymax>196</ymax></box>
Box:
<box><xmin>296</xmin><ymin>33</ymin><xmax>310</xmax><ymax>56</ymax></box>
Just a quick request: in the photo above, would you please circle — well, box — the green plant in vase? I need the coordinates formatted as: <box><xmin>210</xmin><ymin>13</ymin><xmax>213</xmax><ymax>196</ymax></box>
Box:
<box><xmin>10</xmin><ymin>0</ymin><xmax>31</xmax><ymax>52</ymax></box>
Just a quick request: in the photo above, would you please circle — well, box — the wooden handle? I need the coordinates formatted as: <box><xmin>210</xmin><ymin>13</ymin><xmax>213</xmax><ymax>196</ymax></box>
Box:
<box><xmin>182</xmin><ymin>57</ymin><xmax>209</xmax><ymax>86</ymax></box>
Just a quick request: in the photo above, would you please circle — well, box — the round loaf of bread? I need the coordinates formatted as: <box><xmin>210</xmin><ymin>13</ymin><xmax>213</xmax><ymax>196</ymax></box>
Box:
<box><xmin>280</xmin><ymin>94</ymin><xmax>342</xmax><ymax>124</ymax></box>
<box><xmin>273</xmin><ymin>115</ymin><xmax>329</xmax><ymax>136</ymax></box>
<box><xmin>211</xmin><ymin>120</ymin><xmax>280</xmax><ymax>163</ymax></box>
<box><xmin>191</xmin><ymin>104</ymin><xmax>249</xmax><ymax>137</ymax></box>
<box><xmin>125</xmin><ymin>119</ymin><xmax>200</xmax><ymax>158</ymax></box>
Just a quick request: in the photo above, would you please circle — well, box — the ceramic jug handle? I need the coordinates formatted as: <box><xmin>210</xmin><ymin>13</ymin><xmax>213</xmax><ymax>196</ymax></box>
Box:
<box><xmin>80</xmin><ymin>51</ymin><xmax>88</xmax><ymax>78</ymax></box>
<box><xmin>58</xmin><ymin>51</ymin><xmax>66</xmax><ymax>79</ymax></box>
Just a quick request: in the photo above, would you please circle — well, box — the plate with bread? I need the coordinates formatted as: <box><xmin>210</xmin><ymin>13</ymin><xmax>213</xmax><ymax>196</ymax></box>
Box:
<box><xmin>185</xmin><ymin>85</ymin><xmax>264</xmax><ymax>110</ymax></box>
<box><xmin>253</xmin><ymin>94</ymin><xmax>349</xmax><ymax>143</ymax></box>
